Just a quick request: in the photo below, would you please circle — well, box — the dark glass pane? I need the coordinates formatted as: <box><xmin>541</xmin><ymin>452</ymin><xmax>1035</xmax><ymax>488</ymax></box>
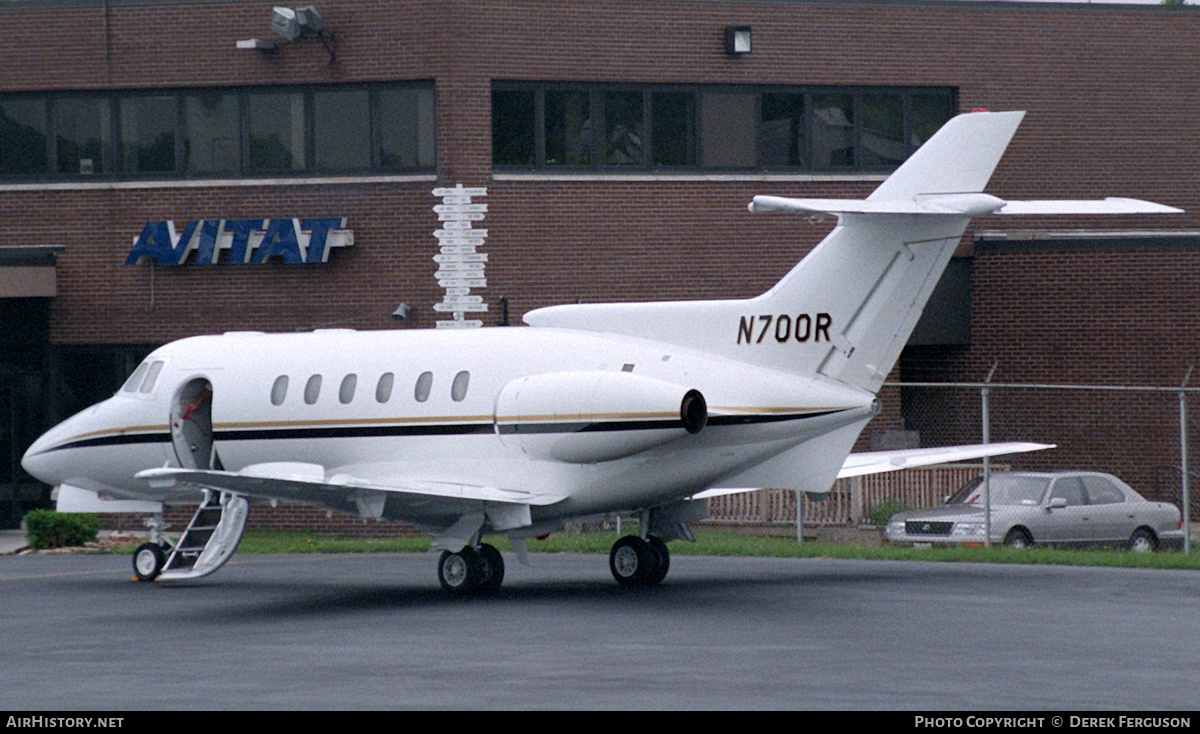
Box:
<box><xmin>247</xmin><ymin>91</ymin><xmax>305</xmax><ymax>172</ymax></box>
<box><xmin>184</xmin><ymin>92</ymin><xmax>239</xmax><ymax>174</ymax></box>
<box><xmin>545</xmin><ymin>90</ymin><xmax>591</xmax><ymax>166</ymax></box>
<box><xmin>651</xmin><ymin>92</ymin><xmax>695</xmax><ymax>166</ymax></box>
<box><xmin>314</xmin><ymin>88</ymin><xmax>369</xmax><ymax>170</ymax></box>
<box><xmin>0</xmin><ymin>97</ymin><xmax>48</xmax><ymax>175</ymax></box>
<box><xmin>860</xmin><ymin>93</ymin><xmax>904</xmax><ymax>168</ymax></box>
<box><xmin>120</xmin><ymin>96</ymin><xmax>176</xmax><ymax>173</ymax></box>
<box><xmin>910</xmin><ymin>93</ymin><xmax>957</xmax><ymax>152</ymax></box>
<box><xmin>810</xmin><ymin>93</ymin><xmax>854</xmax><ymax>168</ymax></box>
<box><xmin>56</xmin><ymin>97</ymin><xmax>111</xmax><ymax>175</ymax></box>
<box><xmin>759</xmin><ymin>93</ymin><xmax>805</xmax><ymax>167</ymax></box>
<box><xmin>377</xmin><ymin>87</ymin><xmax>435</xmax><ymax>169</ymax></box>
<box><xmin>604</xmin><ymin>91</ymin><xmax>643</xmax><ymax>165</ymax></box>
<box><xmin>700</xmin><ymin>92</ymin><xmax>755</xmax><ymax>168</ymax></box>
<box><xmin>492</xmin><ymin>89</ymin><xmax>534</xmax><ymax>165</ymax></box>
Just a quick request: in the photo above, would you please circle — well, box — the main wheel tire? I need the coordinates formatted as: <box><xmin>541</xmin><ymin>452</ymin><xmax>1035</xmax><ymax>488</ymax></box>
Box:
<box><xmin>1128</xmin><ymin>528</ymin><xmax>1159</xmax><ymax>553</ymax></box>
<box><xmin>646</xmin><ymin>535</ymin><xmax>670</xmax><ymax>585</ymax></box>
<box><xmin>609</xmin><ymin>535</ymin><xmax>656</xmax><ymax>587</ymax></box>
<box><xmin>476</xmin><ymin>543</ymin><xmax>505</xmax><ymax>594</ymax></box>
<box><xmin>1003</xmin><ymin>528</ymin><xmax>1033</xmax><ymax>549</ymax></box>
<box><xmin>438</xmin><ymin>548</ymin><xmax>481</xmax><ymax>595</ymax></box>
<box><xmin>132</xmin><ymin>542</ymin><xmax>166</xmax><ymax>582</ymax></box>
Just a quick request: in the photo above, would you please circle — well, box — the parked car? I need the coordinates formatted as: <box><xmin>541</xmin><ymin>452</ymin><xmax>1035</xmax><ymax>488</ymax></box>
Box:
<box><xmin>884</xmin><ymin>471</ymin><xmax>1184</xmax><ymax>551</ymax></box>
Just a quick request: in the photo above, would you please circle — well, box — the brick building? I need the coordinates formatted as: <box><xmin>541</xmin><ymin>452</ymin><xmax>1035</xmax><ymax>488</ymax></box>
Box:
<box><xmin>1</xmin><ymin>0</ymin><xmax>1197</xmax><ymax>528</ymax></box>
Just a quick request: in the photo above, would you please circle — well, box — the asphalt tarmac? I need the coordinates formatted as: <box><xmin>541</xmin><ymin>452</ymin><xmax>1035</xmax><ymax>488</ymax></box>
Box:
<box><xmin>2</xmin><ymin>550</ymin><xmax>1199</xmax><ymax>711</ymax></box>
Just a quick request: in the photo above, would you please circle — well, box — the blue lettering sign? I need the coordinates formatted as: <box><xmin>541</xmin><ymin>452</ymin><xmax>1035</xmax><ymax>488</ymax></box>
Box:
<box><xmin>124</xmin><ymin>218</ymin><xmax>353</xmax><ymax>266</ymax></box>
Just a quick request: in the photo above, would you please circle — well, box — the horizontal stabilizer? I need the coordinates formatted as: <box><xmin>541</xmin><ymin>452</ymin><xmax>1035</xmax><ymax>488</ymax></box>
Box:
<box><xmin>748</xmin><ymin>195</ymin><xmax>1182</xmax><ymax>219</ymax></box>
<box><xmin>835</xmin><ymin>441</ymin><xmax>1055</xmax><ymax>479</ymax></box>
<box><xmin>995</xmin><ymin>198</ymin><xmax>1183</xmax><ymax>215</ymax></box>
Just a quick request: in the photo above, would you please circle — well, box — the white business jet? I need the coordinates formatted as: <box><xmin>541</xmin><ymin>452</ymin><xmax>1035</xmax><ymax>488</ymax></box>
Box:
<box><xmin>21</xmin><ymin>111</ymin><xmax>1180</xmax><ymax>594</ymax></box>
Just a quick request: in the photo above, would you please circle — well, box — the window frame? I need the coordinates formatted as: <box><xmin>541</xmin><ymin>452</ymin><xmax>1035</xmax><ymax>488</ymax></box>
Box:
<box><xmin>0</xmin><ymin>81</ymin><xmax>436</xmax><ymax>182</ymax></box>
<box><xmin>491</xmin><ymin>81</ymin><xmax>956</xmax><ymax>174</ymax></box>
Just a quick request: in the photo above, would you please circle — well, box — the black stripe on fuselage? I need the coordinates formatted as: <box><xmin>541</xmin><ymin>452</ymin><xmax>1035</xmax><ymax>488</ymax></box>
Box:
<box><xmin>36</xmin><ymin>408</ymin><xmax>851</xmax><ymax>454</ymax></box>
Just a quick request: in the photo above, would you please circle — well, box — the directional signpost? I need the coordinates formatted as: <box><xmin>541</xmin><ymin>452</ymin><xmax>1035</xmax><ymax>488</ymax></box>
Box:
<box><xmin>431</xmin><ymin>185</ymin><xmax>488</xmax><ymax>328</ymax></box>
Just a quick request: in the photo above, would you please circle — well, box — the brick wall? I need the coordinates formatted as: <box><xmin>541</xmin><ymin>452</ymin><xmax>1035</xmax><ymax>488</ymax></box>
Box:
<box><xmin>3</xmin><ymin>0</ymin><xmax>1199</xmax><ymax>527</ymax></box>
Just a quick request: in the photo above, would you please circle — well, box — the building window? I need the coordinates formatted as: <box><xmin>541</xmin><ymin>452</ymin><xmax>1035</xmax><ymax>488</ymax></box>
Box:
<box><xmin>184</xmin><ymin>91</ymin><xmax>240</xmax><ymax>174</ymax></box>
<box><xmin>55</xmin><ymin>96</ymin><xmax>111</xmax><ymax>175</ymax></box>
<box><xmin>0</xmin><ymin>82</ymin><xmax>435</xmax><ymax>181</ymax></box>
<box><xmin>377</xmin><ymin>86</ymin><xmax>436</xmax><ymax>170</ymax></box>
<box><xmin>314</xmin><ymin>88</ymin><xmax>369</xmax><ymax>171</ymax></box>
<box><xmin>248</xmin><ymin>90</ymin><xmax>306</xmax><ymax>172</ymax></box>
<box><xmin>0</xmin><ymin>96</ymin><xmax>48</xmax><ymax>176</ymax></box>
<box><xmin>120</xmin><ymin>95</ymin><xmax>177</xmax><ymax>174</ymax></box>
<box><xmin>492</xmin><ymin>82</ymin><xmax>955</xmax><ymax>173</ymax></box>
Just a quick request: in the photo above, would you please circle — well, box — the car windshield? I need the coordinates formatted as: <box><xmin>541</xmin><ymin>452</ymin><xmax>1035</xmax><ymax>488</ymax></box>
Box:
<box><xmin>947</xmin><ymin>475</ymin><xmax>1051</xmax><ymax>506</ymax></box>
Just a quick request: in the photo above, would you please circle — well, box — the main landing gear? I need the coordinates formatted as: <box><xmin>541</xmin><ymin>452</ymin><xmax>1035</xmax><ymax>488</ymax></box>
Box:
<box><xmin>609</xmin><ymin>535</ymin><xmax>670</xmax><ymax>587</ymax></box>
<box><xmin>437</xmin><ymin>543</ymin><xmax>505</xmax><ymax>596</ymax></box>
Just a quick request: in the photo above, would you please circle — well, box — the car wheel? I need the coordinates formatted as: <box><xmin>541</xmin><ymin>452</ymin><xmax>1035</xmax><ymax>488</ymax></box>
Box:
<box><xmin>1127</xmin><ymin>528</ymin><xmax>1159</xmax><ymax>553</ymax></box>
<box><xmin>1003</xmin><ymin>528</ymin><xmax>1033</xmax><ymax>549</ymax></box>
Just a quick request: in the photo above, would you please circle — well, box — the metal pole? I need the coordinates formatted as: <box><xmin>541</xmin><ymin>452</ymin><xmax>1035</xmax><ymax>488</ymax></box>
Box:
<box><xmin>1182</xmin><ymin>366</ymin><xmax>1193</xmax><ymax>554</ymax></box>
<box><xmin>982</xmin><ymin>361</ymin><xmax>998</xmax><ymax>548</ymax></box>
<box><xmin>796</xmin><ymin>491</ymin><xmax>803</xmax><ymax>544</ymax></box>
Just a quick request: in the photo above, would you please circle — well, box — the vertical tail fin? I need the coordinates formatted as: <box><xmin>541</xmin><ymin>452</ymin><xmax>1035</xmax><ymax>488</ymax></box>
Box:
<box><xmin>526</xmin><ymin>110</ymin><xmax>1174</xmax><ymax>393</ymax></box>
<box><xmin>737</xmin><ymin>111</ymin><xmax>1025</xmax><ymax>392</ymax></box>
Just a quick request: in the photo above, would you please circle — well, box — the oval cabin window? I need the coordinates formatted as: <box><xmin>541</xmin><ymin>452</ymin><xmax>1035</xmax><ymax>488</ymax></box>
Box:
<box><xmin>271</xmin><ymin>375</ymin><xmax>289</xmax><ymax>405</ymax></box>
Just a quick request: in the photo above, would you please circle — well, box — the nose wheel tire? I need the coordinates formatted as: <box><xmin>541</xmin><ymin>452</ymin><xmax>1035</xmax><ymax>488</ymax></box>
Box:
<box><xmin>132</xmin><ymin>542</ymin><xmax>166</xmax><ymax>582</ymax></box>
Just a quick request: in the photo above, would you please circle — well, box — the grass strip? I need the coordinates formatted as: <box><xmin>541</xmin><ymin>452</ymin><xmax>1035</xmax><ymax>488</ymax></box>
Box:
<box><xmin>194</xmin><ymin>529</ymin><xmax>1200</xmax><ymax>571</ymax></box>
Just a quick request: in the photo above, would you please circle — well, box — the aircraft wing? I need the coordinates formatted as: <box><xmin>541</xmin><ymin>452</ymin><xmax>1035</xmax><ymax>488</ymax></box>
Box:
<box><xmin>135</xmin><ymin>463</ymin><xmax>567</xmax><ymax>527</ymax></box>
<box><xmin>692</xmin><ymin>441</ymin><xmax>1053</xmax><ymax>499</ymax></box>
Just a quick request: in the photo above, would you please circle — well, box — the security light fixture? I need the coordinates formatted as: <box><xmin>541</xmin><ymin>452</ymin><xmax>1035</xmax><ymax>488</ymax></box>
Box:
<box><xmin>391</xmin><ymin>303</ymin><xmax>412</xmax><ymax>322</ymax></box>
<box><xmin>271</xmin><ymin>7</ymin><xmax>302</xmax><ymax>42</ymax></box>
<box><xmin>250</xmin><ymin>5</ymin><xmax>336</xmax><ymax>63</ymax></box>
<box><xmin>725</xmin><ymin>26</ymin><xmax>752</xmax><ymax>56</ymax></box>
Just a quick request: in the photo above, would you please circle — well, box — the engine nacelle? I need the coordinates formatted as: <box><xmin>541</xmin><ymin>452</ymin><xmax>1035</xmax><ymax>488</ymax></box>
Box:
<box><xmin>495</xmin><ymin>371</ymin><xmax>706</xmax><ymax>464</ymax></box>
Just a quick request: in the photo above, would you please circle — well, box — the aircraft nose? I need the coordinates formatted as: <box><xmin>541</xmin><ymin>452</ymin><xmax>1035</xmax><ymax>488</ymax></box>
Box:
<box><xmin>22</xmin><ymin>424</ymin><xmax>71</xmax><ymax>487</ymax></box>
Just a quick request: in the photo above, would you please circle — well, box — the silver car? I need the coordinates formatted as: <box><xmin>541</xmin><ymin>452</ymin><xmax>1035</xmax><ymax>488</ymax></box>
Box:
<box><xmin>884</xmin><ymin>471</ymin><xmax>1185</xmax><ymax>551</ymax></box>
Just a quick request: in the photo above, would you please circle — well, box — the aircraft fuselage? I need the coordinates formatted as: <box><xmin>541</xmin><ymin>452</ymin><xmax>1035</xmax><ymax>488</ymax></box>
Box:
<box><xmin>24</xmin><ymin>326</ymin><xmax>875</xmax><ymax>528</ymax></box>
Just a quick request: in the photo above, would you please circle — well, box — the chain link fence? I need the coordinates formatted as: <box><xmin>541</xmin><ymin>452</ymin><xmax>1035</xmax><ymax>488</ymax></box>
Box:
<box><xmin>704</xmin><ymin>381</ymin><xmax>1200</xmax><ymax>534</ymax></box>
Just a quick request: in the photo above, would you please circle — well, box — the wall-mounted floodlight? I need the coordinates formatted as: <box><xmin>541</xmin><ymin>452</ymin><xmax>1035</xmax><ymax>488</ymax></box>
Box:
<box><xmin>391</xmin><ymin>303</ymin><xmax>412</xmax><ymax>322</ymax></box>
<box><xmin>259</xmin><ymin>5</ymin><xmax>336</xmax><ymax>63</ymax></box>
<box><xmin>725</xmin><ymin>26</ymin><xmax>752</xmax><ymax>56</ymax></box>
<box><xmin>271</xmin><ymin>7</ymin><xmax>303</xmax><ymax>42</ymax></box>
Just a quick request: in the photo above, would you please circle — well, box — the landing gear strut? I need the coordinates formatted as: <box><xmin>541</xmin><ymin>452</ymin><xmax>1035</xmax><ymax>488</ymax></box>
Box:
<box><xmin>437</xmin><ymin>542</ymin><xmax>505</xmax><ymax>596</ymax></box>
<box><xmin>609</xmin><ymin>534</ymin><xmax>670</xmax><ymax>587</ymax></box>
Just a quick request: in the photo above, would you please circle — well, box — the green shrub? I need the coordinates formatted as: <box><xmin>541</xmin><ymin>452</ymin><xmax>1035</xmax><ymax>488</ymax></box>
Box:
<box><xmin>867</xmin><ymin>499</ymin><xmax>914</xmax><ymax>527</ymax></box>
<box><xmin>23</xmin><ymin>510</ymin><xmax>100</xmax><ymax>549</ymax></box>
